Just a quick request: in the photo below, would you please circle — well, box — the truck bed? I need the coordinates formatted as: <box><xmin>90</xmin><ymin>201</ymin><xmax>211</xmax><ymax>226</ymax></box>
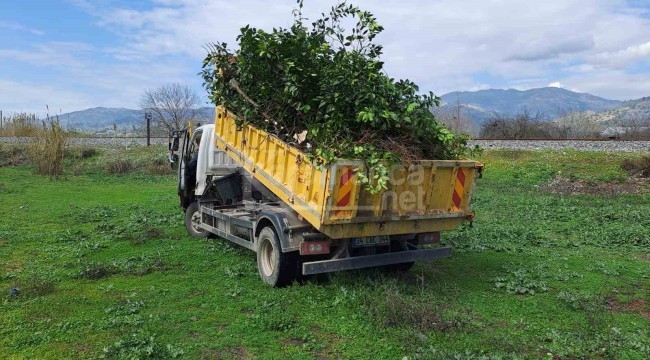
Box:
<box><xmin>213</xmin><ymin>106</ymin><xmax>483</xmax><ymax>239</ymax></box>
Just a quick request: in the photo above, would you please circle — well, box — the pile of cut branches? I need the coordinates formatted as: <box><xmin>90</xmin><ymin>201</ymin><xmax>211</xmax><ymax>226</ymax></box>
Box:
<box><xmin>202</xmin><ymin>1</ymin><xmax>475</xmax><ymax>192</ymax></box>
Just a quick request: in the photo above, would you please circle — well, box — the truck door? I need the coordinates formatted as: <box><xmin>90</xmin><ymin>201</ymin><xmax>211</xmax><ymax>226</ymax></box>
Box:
<box><xmin>177</xmin><ymin>129</ymin><xmax>192</xmax><ymax>209</ymax></box>
<box><xmin>178</xmin><ymin>128</ymin><xmax>204</xmax><ymax>209</ymax></box>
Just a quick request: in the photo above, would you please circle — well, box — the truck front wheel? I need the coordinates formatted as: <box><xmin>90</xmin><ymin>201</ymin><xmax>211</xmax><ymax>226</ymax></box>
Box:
<box><xmin>184</xmin><ymin>202</ymin><xmax>210</xmax><ymax>238</ymax></box>
<box><xmin>256</xmin><ymin>227</ymin><xmax>295</xmax><ymax>287</ymax></box>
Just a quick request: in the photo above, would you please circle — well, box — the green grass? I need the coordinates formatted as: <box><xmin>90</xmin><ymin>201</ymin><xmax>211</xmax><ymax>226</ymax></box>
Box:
<box><xmin>1</xmin><ymin>147</ymin><xmax>649</xmax><ymax>359</ymax></box>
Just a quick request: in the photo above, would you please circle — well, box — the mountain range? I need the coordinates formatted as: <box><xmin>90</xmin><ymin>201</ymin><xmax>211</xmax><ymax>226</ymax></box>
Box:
<box><xmin>57</xmin><ymin>107</ymin><xmax>215</xmax><ymax>132</ymax></box>
<box><xmin>51</xmin><ymin>87</ymin><xmax>647</xmax><ymax>132</ymax></box>
<box><xmin>438</xmin><ymin>87</ymin><xmax>624</xmax><ymax>124</ymax></box>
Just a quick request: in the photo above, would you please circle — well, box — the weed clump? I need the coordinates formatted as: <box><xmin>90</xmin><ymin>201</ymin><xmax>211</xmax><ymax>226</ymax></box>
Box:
<box><xmin>66</xmin><ymin>146</ymin><xmax>98</xmax><ymax>160</ymax></box>
<box><xmin>494</xmin><ymin>268</ymin><xmax>549</xmax><ymax>295</ymax></box>
<box><xmin>0</xmin><ymin>144</ymin><xmax>26</xmax><ymax>166</ymax></box>
<box><xmin>369</xmin><ymin>288</ymin><xmax>474</xmax><ymax>332</ymax></box>
<box><xmin>103</xmin><ymin>332</ymin><xmax>184</xmax><ymax>359</ymax></box>
<box><xmin>79</xmin><ymin>263</ymin><xmax>117</xmax><ymax>280</ymax></box>
<box><xmin>621</xmin><ymin>155</ymin><xmax>650</xmax><ymax>178</ymax></box>
<box><xmin>557</xmin><ymin>291</ymin><xmax>605</xmax><ymax>312</ymax></box>
<box><xmin>78</xmin><ymin>255</ymin><xmax>169</xmax><ymax>280</ymax></box>
<box><xmin>146</xmin><ymin>158</ymin><xmax>174</xmax><ymax>175</ymax></box>
<box><xmin>107</xmin><ymin>159</ymin><xmax>136</xmax><ymax>174</ymax></box>
<box><xmin>27</xmin><ymin>120</ymin><xmax>68</xmax><ymax>179</ymax></box>
<box><xmin>0</xmin><ymin>112</ymin><xmax>40</xmax><ymax>137</ymax></box>
<box><xmin>11</xmin><ymin>276</ymin><xmax>57</xmax><ymax>298</ymax></box>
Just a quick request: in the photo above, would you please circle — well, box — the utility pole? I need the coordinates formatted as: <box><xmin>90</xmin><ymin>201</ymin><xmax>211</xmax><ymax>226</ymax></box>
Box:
<box><xmin>145</xmin><ymin>112</ymin><xmax>152</xmax><ymax>146</ymax></box>
<box><xmin>0</xmin><ymin>110</ymin><xmax>3</xmax><ymax>129</ymax></box>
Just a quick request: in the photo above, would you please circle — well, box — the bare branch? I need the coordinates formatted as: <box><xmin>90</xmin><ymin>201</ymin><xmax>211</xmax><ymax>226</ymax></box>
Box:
<box><xmin>140</xmin><ymin>83</ymin><xmax>200</xmax><ymax>133</ymax></box>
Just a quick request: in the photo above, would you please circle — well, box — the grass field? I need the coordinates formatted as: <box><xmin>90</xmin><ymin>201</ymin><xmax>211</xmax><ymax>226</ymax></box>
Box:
<box><xmin>1</xmin><ymin>145</ymin><xmax>649</xmax><ymax>359</ymax></box>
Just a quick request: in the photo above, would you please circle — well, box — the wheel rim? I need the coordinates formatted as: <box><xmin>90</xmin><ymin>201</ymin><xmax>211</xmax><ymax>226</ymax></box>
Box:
<box><xmin>190</xmin><ymin>210</ymin><xmax>202</xmax><ymax>234</ymax></box>
<box><xmin>260</xmin><ymin>239</ymin><xmax>275</xmax><ymax>277</ymax></box>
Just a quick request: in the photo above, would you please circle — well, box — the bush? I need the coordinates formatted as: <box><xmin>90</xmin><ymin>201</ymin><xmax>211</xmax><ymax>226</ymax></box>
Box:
<box><xmin>107</xmin><ymin>159</ymin><xmax>136</xmax><ymax>174</ymax></box>
<box><xmin>0</xmin><ymin>144</ymin><xmax>26</xmax><ymax>166</ymax></box>
<box><xmin>369</xmin><ymin>288</ymin><xmax>473</xmax><ymax>332</ymax></box>
<box><xmin>621</xmin><ymin>155</ymin><xmax>650</xmax><ymax>178</ymax></box>
<box><xmin>202</xmin><ymin>1</ymin><xmax>473</xmax><ymax>193</ymax></box>
<box><xmin>0</xmin><ymin>113</ymin><xmax>40</xmax><ymax>137</ymax></box>
<box><xmin>103</xmin><ymin>332</ymin><xmax>184</xmax><ymax>359</ymax></box>
<box><xmin>26</xmin><ymin>120</ymin><xmax>67</xmax><ymax>179</ymax></box>
<box><xmin>66</xmin><ymin>146</ymin><xmax>98</xmax><ymax>160</ymax></box>
<box><xmin>78</xmin><ymin>263</ymin><xmax>117</xmax><ymax>280</ymax></box>
<box><xmin>147</xmin><ymin>158</ymin><xmax>174</xmax><ymax>175</ymax></box>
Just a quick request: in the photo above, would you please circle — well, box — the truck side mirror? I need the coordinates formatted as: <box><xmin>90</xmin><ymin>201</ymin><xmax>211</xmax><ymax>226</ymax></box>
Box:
<box><xmin>169</xmin><ymin>137</ymin><xmax>179</xmax><ymax>152</ymax></box>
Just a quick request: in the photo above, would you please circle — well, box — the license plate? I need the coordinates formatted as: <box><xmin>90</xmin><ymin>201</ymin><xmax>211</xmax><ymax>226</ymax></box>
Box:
<box><xmin>351</xmin><ymin>235</ymin><xmax>390</xmax><ymax>247</ymax></box>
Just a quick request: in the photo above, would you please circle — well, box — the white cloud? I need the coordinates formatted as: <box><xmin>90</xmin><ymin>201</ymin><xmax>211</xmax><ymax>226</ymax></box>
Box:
<box><xmin>508</xmin><ymin>35</ymin><xmax>595</xmax><ymax>61</ymax></box>
<box><xmin>0</xmin><ymin>21</ymin><xmax>44</xmax><ymax>36</ymax></box>
<box><xmin>592</xmin><ymin>41</ymin><xmax>650</xmax><ymax>69</ymax></box>
<box><xmin>0</xmin><ymin>80</ymin><xmax>94</xmax><ymax>116</ymax></box>
<box><xmin>77</xmin><ymin>0</ymin><xmax>650</xmax><ymax>99</ymax></box>
<box><xmin>557</xmin><ymin>69</ymin><xmax>650</xmax><ymax>100</ymax></box>
<box><xmin>3</xmin><ymin>0</ymin><xmax>650</xmax><ymax>115</ymax></box>
<box><xmin>548</xmin><ymin>82</ymin><xmax>564</xmax><ymax>88</ymax></box>
<box><xmin>0</xmin><ymin>42</ymin><xmax>93</xmax><ymax>67</ymax></box>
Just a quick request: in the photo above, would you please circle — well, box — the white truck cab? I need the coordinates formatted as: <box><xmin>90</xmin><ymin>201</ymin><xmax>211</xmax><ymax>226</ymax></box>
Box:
<box><xmin>190</xmin><ymin>124</ymin><xmax>239</xmax><ymax>195</ymax></box>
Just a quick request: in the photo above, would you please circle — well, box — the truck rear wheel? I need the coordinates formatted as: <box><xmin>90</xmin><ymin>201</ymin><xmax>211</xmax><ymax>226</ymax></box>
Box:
<box><xmin>256</xmin><ymin>227</ymin><xmax>295</xmax><ymax>287</ymax></box>
<box><xmin>185</xmin><ymin>202</ymin><xmax>209</xmax><ymax>238</ymax></box>
<box><xmin>385</xmin><ymin>239</ymin><xmax>417</xmax><ymax>271</ymax></box>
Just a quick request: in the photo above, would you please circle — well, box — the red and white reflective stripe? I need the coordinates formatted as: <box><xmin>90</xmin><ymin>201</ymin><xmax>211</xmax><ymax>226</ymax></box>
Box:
<box><xmin>452</xmin><ymin>168</ymin><xmax>466</xmax><ymax>211</ymax></box>
<box><xmin>335</xmin><ymin>166</ymin><xmax>353</xmax><ymax>215</ymax></box>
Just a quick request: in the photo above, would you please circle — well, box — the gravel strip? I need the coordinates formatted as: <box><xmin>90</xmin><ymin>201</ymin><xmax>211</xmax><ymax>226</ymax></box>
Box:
<box><xmin>469</xmin><ymin>140</ymin><xmax>650</xmax><ymax>152</ymax></box>
<box><xmin>0</xmin><ymin>136</ymin><xmax>168</xmax><ymax>149</ymax></box>
<box><xmin>2</xmin><ymin>137</ymin><xmax>649</xmax><ymax>152</ymax></box>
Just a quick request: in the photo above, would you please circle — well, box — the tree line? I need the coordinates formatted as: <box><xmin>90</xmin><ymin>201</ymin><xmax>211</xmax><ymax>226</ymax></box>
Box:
<box><xmin>433</xmin><ymin>103</ymin><xmax>650</xmax><ymax>140</ymax></box>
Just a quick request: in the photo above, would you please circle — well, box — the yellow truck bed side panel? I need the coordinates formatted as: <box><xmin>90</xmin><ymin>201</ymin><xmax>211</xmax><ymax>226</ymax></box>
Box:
<box><xmin>214</xmin><ymin>106</ymin><xmax>483</xmax><ymax>239</ymax></box>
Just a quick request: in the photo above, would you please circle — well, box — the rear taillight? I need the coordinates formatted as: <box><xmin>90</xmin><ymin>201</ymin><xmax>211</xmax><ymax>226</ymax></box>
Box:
<box><xmin>300</xmin><ymin>241</ymin><xmax>330</xmax><ymax>255</ymax></box>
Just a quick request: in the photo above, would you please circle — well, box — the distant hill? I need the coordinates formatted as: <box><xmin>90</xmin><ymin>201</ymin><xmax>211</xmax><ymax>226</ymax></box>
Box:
<box><xmin>57</xmin><ymin>107</ymin><xmax>215</xmax><ymax>131</ymax></box>
<box><xmin>54</xmin><ymin>88</ymin><xmax>648</xmax><ymax>135</ymax></box>
<box><xmin>595</xmin><ymin>97</ymin><xmax>650</xmax><ymax>125</ymax></box>
<box><xmin>57</xmin><ymin>107</ymin><xmax>142</xmax><ymax>130</ymax></box>
<box><xmin>438</xmin><ymin>87</ymin><xmax>623</xmax><ymax>124</ymax></box>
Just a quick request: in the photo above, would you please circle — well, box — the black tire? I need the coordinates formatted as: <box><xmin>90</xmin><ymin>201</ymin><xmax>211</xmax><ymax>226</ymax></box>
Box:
<box><xmin>385</xmin><ymin>261</ymin><xmax>415</xmax><ymax>272</ymax></box>
<box><xmin>384</xmin><ymin>239</ymin><xmax>416</xmax><ymax>272</ymax></box>
<box><xmin>256</xmin><ymin>227</ymin><xmax>296</xmax><ymax>287</ymax></box>
<box><xmin>184</xmin><ymin>202</ymin><xmax>210</xmax><ymax>238</ymax></box>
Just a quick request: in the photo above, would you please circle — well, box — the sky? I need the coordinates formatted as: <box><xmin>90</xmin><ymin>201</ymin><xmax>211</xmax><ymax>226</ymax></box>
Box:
<box><xmin>1</xmin><ymin>0</ymin><xmax>649</xmax><ymax>116</ymax></box>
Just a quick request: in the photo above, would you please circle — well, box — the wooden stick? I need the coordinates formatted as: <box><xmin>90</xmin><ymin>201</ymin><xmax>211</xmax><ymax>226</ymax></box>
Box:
<box><xmin>228</xmin><ymin>79</ymin><xmax>272</xmax><ymax>122</ymax></box>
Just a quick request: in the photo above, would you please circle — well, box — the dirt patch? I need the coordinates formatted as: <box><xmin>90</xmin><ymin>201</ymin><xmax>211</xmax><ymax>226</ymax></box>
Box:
<box><xmin>607</xmin><ymin>297</ymin><xmax>650</xmax><ymax>321</ymax></box>
<box><xmin>538</xmin><ymin>175</ymin><xmax>649</xmax><ymax>196</ymax></box>
<box><xmin>201</xmin><ymin>346</ymin><xmax>251</xmax><ymax>360</ymax></box>
<box><xmin>4</xmin><ymin>261</ymin><xmax>22</xmax><ymax>272</ymax></box>
<box><xmin>0</xmin><ymin>154</ymin><xmax>27</xmax><ymax>167</ymax></box>
<box><xmin>636</xmin><ymin>254</ymin><xmax>650</xmax><ymax>263</ymax></box>
<box><xmin>311</xmin><ymin>326</ymin><xmax>343</xmax><ymax>360</ymax></box>
<box><xmin>282</xmin><ymin>338</ymin><xmax>306</xmax><ymax>347</ymax></box>
<box><xmin>72</xmin><ymin>343</ymin><xmax>91</xmax><ymax>355</ymax></box>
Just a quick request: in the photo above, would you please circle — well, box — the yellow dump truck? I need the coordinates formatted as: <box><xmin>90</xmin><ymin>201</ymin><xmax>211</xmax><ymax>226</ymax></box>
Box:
<box><xmin>169</xmin><ymin>106</ymin><xmax>483</xmax><ymax>286</ymax></box>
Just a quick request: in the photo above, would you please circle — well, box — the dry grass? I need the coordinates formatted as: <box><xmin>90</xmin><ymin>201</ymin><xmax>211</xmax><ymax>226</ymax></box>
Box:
<box><xmin>107</xmin><ymin>159</ymin><xmax>136</xmax><ymax>174</ymax></box>
<box><xmin>621</xmin><ymin>155</ymin><xmax>650</xmax><ymax>178</ymax></box>
<box><xmin>0</xmin><ymin>113</ymin><xmax>40</xmax><ymax>137</ymax></box>
<box><xmin>146</xmin><ymin>158</ymin><xmax>174</xmax><ymax>175</ymax></box>
<box><xmin>369</xmin><ymin>288</ymin><xmax>474</xmax><ymax>332</ymax></box>
<box><xmin>26</xmin><ymin>120</ymin><xmax>68</xmax><ymax>179</ymax></box>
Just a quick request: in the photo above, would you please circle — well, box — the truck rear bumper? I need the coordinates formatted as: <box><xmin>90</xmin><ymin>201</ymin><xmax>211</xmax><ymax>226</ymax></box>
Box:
<box><xmin>301</xmin><ymin>247</ymin><xmax>452</xmax><ymax>275</ymax></box>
